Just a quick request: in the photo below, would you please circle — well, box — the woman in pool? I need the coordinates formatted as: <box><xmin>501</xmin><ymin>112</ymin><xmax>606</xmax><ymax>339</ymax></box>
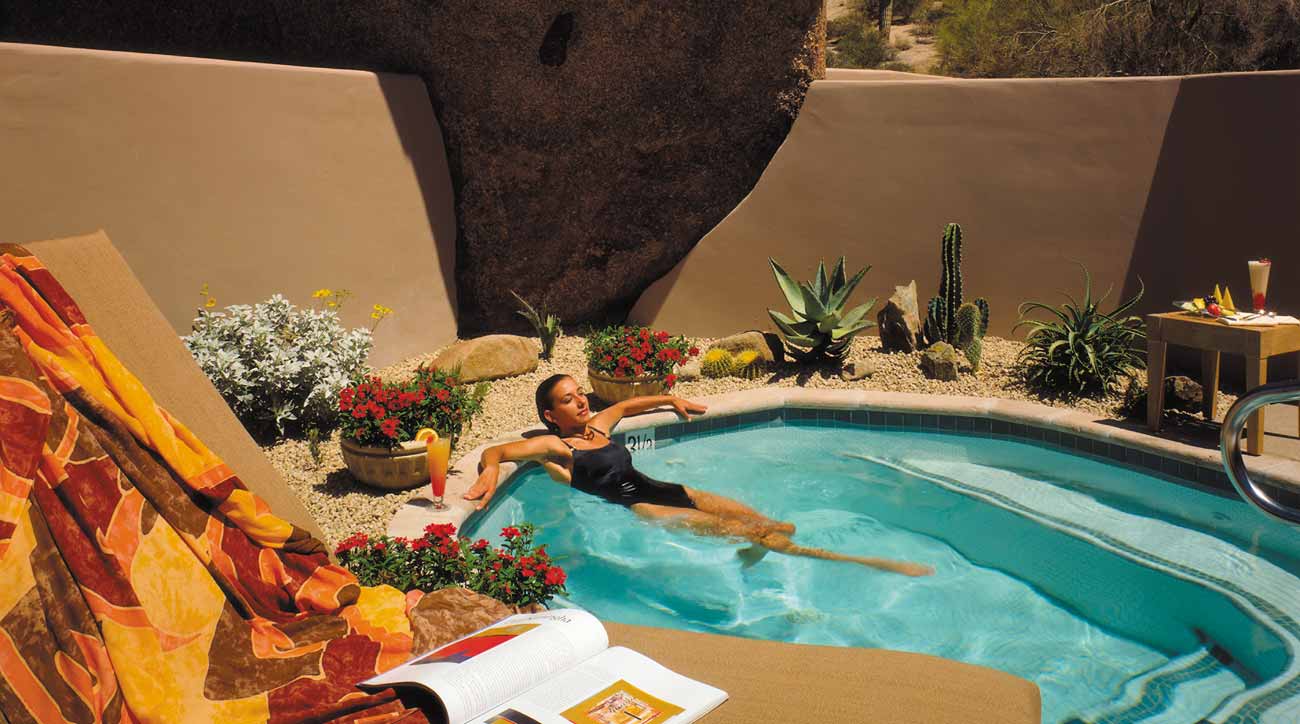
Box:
<box><xmin>464</xmin><ymin>374</ymin><xmax>933</xmax><ymax>576</ymax></box>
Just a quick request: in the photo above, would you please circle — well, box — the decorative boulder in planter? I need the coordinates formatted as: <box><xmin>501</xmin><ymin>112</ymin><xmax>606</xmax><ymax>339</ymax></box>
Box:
<box><xmin>587</xmin><ymin>367</ymin><xmax>666</xmax><ymax>403</ymax></box>
<box><xmin>340</xmin><ymin>437</ymin><xmax>431</xmax><ymax>490</ymax></box>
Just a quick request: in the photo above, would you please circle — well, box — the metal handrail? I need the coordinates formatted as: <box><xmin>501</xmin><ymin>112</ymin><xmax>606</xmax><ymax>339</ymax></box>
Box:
<box><xmin>1220</xmin><ymin>380</ymin><xmax>1300</xmax><ymax>525</ymax></box>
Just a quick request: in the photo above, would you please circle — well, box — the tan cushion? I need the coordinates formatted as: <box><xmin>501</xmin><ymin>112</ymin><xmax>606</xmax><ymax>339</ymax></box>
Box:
<box><xmin>17</xmin><ymin>229</ymin><xmax>327</xmax><ymax>545</ymax></box>
<box><xmin>607</xmin><ymin>622</ymin><xmax>1041</xmax><ymax>724</ymax></box>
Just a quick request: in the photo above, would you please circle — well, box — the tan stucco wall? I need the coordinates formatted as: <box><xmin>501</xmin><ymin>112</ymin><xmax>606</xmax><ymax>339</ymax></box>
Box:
<box><xmin>632</xmin><ymin>71</ymin><xmax>1300</xmax><ymax>380</ymax></box>
<box><xmin>0</xmin><ymin>42</ymin><xmax>457</xmax><ymax>368</ymax></box>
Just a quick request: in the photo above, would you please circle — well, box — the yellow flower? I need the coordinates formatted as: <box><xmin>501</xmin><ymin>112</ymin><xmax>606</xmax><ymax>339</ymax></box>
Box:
<box><xmin>326</xmin><ymin>300</ymin><xmax>337</xmax><ymax>309</ymax></box>
<box><xmin>205</xmin><ymin>297</ymin><xmax>217</xmax><ymax>308</ymax></box>
<box><xmin>370</xmin><ymin>304</ymin><xmax>393</xmax><ymax>321</ymax></box>
<box><xmin>312</xmin><ymin>288</ymin><xmax>333</xmax><ymax>299</ymax></box>
<box><xmin>199</xmin><ymin>282</ymin><xmax>210</xmax><ymax>298</ymax></box>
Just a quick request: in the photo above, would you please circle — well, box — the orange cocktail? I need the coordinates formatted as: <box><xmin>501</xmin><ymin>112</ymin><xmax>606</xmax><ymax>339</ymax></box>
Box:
<box><xmin>417</xmin><ymin>428</ymin><xmax>452</xmax><ymax>510</ymax></box>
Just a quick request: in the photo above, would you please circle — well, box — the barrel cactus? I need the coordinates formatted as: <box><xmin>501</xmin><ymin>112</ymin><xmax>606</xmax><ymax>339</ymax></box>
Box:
<box><xmin>922</xmin><ymin>223</ymin><xmax>990</xmax><ymax>349</ymax></box>
<box><xmin>768</xmin><ymin>257</ymin><xmax>876</xmax><ymax>363</ymax></box>
<box><xmin>733</xmin><ymin>349</ymin><xmax>765</xmax><ymax>380</ymax></box>
<box><xmin>955</xmin><ymin>301</ymin><xmax>987</xmax><ymax>372</ymax></box>
<box><xmin>701</xmin><ymin>348</ymin><xmax>736</xmax><ymax>378</ymax></box>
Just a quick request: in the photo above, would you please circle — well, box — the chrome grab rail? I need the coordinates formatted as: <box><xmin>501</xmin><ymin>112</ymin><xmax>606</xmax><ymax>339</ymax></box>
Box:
<box><xmin>1220</xmin><ymin>380</ymin><xmax>1300</xmax><ymax>524</ymax></box>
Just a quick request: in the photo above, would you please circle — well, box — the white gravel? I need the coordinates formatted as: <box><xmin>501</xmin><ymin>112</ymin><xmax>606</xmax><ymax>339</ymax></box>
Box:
<box><xmin>263</xmin><ymin>333</ymin><xmax>1138</xmax><ymax>548</ymax></box>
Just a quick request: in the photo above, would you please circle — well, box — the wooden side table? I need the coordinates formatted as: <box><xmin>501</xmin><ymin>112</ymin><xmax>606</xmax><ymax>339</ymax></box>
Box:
<box><xmin>1146</xmin><ymin>312</ymin><xmax>1300</xmax><ymax>455</ymax></box>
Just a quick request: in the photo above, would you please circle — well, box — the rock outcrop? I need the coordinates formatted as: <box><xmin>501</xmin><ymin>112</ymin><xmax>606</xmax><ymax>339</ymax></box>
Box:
<box><xmin>1</xmin><ymin>2</ymin><xmax>827</xmax><ymax>333</ymax></box>
<box><xmin>920</xmin><ymin>342</ymin><xmax>961</xmax><ymax>381</ymax></box>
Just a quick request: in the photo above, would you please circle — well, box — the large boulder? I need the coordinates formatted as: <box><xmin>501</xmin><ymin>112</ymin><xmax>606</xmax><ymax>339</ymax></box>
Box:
<box><xmin>920</xmin><ymin>342</ymin><xmax>961</xmax><ymax>381</ymax></box>
<box><xmin>877</xmin><ymin>280</ymin><xmax>921</xmax><ymax>353</ymax></box>
<box><xmin>430</xmin><ymin>335</ymin><xmax>538</xmax><ymax>382</ymax></box>
<box><xmin>707</xmin><ymin>331</ymin><xmax>785</xmax><ymax>364</ymax></box>
<box><xmin>1</xmin><ymin>2</ymin><xmax>827</xmax><ymax>334</ymax></box>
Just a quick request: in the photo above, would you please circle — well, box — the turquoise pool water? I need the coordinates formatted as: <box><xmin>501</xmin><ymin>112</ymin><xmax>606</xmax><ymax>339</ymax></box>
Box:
<box><xmin>465</xmin><ymin>422</ymin><xmax>1300</xmax><ymax>724</ymax></box>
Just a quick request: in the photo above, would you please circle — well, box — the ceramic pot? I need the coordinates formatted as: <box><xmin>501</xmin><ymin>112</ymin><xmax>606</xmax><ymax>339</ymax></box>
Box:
<box><xmin>587</xmin><ymin>367</ymin><xmax>666</xmax><ymax>403</ymax></box>
<box><xmin>340</xmin><ymin>438</ymin><xmax>429</xmax><ymax>490</ymax></box>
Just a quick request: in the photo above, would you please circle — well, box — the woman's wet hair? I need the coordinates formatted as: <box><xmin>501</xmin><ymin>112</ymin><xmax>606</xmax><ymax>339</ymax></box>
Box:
<box><xmin>534</xmin><ymin>374</ymin><xmax>573</xmax><ymax>434</ymax></box>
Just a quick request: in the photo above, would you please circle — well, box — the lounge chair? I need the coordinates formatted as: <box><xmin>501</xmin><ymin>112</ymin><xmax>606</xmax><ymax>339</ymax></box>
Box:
<box><xmin>9</xmin><ymin>230</ymin><xmax>1039</xmax><ymax>724</ymax></box>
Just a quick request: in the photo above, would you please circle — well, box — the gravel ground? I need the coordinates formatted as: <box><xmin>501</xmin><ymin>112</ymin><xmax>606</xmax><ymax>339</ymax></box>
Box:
<box><xmin>264</xmin><ymin>333</ymin><xmax>1145</xmax><ymax>549</ymax></box>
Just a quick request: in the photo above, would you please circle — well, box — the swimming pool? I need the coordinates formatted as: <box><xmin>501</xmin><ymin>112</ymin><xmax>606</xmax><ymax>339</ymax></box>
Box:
<box><xmin>463</xmin><ymin>418</ymin><xmax>1300</xmax><ymax>724</ymax></box>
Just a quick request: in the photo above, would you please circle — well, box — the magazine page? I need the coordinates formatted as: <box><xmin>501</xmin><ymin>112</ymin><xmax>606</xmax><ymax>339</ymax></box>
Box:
<box><xmin>361</xmin><ymin>610</ymin><xmax>609</xmax><ymax>724</ymax></box>
<box><xmin>478</xmin><ymin>646</ymin><xmax>728</xmax><ymax>724</ymax></box>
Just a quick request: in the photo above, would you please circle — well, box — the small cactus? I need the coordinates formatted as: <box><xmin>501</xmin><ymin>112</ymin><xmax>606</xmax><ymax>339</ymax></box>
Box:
<box><xmin>733</xmin><ymin>349</ymin><xmax>765</xmax><ymax>379</ymax></box>
<box><xmin>922</xmin><ymin>223</ymin><xmax>990</xmax><ymax>349</ymax></box>
<box><xmin>955</xmin><ymin>302</ymin><xmax>985</xmax><ymax>372</ymax></box>
<box><xmin>701</xmin><ymin>348</ymin><xmax>735</xmax><ymax>378</ymax></box>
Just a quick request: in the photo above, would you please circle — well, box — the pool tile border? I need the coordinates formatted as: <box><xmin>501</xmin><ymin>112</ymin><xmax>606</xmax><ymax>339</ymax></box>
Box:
<box><xmin>387</xmin><ymin>389</ymin><xmax>1300</xmax><ymax>538</ymax></box>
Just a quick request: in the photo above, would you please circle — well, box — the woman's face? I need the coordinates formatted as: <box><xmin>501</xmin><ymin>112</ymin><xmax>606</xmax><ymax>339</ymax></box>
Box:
<box><xmin>545</xmin><ymin>376</ymin><xmax>592</xmax><ymax>432</ymax></box>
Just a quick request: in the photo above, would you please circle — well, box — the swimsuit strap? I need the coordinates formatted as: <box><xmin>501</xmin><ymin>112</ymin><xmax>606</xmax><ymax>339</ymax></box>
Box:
<box><xmin>560</xmin><ymin>426</ymin><xmax>609</xmax><ymax>452</ymax></box>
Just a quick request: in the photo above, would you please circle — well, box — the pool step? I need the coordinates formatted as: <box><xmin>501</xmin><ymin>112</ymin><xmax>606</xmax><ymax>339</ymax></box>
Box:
<box><xmin>1063</xmin><ymin>646</ymin><xmax>1246</xmax><ymax>724</ymax></box>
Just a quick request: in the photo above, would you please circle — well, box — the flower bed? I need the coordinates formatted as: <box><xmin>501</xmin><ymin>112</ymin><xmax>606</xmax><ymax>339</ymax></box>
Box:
<box><xmin>336</xmin><ymin>522</ymin><xmax>567</xmax><ymax>607</ymax></box>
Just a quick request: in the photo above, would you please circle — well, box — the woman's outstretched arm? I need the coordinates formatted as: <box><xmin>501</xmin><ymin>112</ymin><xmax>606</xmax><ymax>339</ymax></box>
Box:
<box><xmin>591</xmin><ymin>394</ymin><xmax>708</xmax><ymax>431</ymax></box>
<box><xmin>465</xmin><ymin>436</ymin><xmax>565</xmax><ymax>510</ymax></box>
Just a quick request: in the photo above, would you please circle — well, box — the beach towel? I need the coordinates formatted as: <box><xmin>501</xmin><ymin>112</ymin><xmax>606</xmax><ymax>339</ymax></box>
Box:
<box><xmin>0</xmin><ymin>245</ymin><xmax>486</xmax><ymax>723</ymax></box>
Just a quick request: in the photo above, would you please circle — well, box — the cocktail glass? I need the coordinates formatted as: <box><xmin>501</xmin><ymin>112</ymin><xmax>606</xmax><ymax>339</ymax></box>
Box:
<box><xmin>427</xmin><ymin>436</ymin><xmax>451</xmax><ymax>510</ymax></box>
<box><xmin>1249</xmin><ymin>259</ymin><xmax>1271</xmax><ymax>313</ymax></box>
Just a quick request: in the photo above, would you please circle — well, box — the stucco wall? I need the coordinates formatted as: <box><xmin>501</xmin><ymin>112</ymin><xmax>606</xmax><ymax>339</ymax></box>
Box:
<box><xmin>631</xmin><ymin>71</ymin><xmax>1300</xmax><ymax>380</ymax></box>
<box><xmin>0</xmin><ymin>42</ymin><xmax>457</xmax><ymax>367</ymax></box>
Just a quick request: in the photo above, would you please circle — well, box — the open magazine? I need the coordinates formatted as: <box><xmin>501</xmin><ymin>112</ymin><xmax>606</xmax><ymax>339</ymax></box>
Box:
<box><xmin>361</xmin><ymin>609</ymin><xmax>727</xmax><ymax>724</ymax></box>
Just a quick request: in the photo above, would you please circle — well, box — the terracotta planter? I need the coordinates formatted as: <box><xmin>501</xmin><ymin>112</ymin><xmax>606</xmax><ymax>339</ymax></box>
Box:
<box><xmin>587</xmin><ymin>367</ymin><xmax>666</xmax><ymax>403</ymax></box>
<box><xmin>340</xmin><ymin>438</ymin><xmax>430</xmax><ymax>491</ymax></box>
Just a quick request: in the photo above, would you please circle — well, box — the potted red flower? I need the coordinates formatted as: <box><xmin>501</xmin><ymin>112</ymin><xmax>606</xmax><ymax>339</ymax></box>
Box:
<box><xmin>583</xmin><ymin>325</ymin><xmax>699</xmax><ymax>402</ymax></box>
<box><xmin>336</xmin><ymin>366</ymin><xmax>486</xmax><ymax>490</ymax></box>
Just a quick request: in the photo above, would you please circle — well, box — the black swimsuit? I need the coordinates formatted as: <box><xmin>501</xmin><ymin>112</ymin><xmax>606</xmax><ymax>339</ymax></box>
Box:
<box><xmin>561</xmin><ymin>428</ymin><xmax>697</xmax><ymax>509</ymax></box>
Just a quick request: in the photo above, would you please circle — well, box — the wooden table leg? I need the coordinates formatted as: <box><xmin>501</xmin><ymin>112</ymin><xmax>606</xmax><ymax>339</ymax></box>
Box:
<box><xmin>1201</xmin><ymin>349</ymin><xmax>1220</xmax><ymax>420</ymax></box>
<box><xmin>1147</xmin><ymin>340</ymin><xmax>1167</xmax><ymax>432</ymax></box>
<box><xmin>1245</xmin><ymin>355</ymin><xmax>1267</xmax><ymax>455</ymax></box>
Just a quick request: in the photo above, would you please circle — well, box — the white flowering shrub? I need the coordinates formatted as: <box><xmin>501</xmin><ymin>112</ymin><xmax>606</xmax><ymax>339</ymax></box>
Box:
<box><xmin>183</xmin><ymin>295</ymin><xmax>372</xmax><ymax>440</ymax></box>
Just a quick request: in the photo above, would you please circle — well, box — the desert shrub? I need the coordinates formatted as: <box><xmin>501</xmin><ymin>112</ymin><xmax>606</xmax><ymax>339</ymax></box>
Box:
<box><xmin>768</xmin><ymin>257</ymin><xmax>876</xmax><ymax>363</ymax></box>
<box><xmin>511</xmin><ymin>290</ymin><xmax>561</xmax><ymax>360</ymax></box>
<box><xmin>184</xmin><ymin>295</ymin><xmax>372</xmax><ymax>440</ymax></box>
<box><xmin>937</xmin><ymin>0</ymin><xmax>1300</xmax><ymax>78</ymax></box>
<box><xmin>832</xmin><ymin>26</ymin><xmax>898</xmax><ymax>68</ymax></box>
<box><xmin>336</xmin><ymin>523</ymin><xmax>567</xmax><ymax>607</ymax></box>
<box><xmin>1015</xmin><ymin>267</ymin><xmax>1146</xmax><ymax>395</ymax></box>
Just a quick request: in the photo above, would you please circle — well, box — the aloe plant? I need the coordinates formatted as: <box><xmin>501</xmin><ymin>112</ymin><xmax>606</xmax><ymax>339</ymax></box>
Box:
<box><xmin>510</xmin><ymin>290</ymin><xmax>561</xmax><ymax>360</ymax></box>
<box><xmin>767</xmin><ymin>257</ymin><xmax>876</xmax><ymax>363</ymax></box>
<box><xmin>1014</xmin><ymin>266</ymin><xmax>1145</xmax><ymax>395</ymax></box>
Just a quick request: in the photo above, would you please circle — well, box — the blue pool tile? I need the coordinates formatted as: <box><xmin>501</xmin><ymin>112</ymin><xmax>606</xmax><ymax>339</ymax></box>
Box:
<box><xmin>1140</xmin><ymin>452</ymin><xmax>1162</xmax><ymax>472</ymax></box>
<box><xmin>991</xmin><ymin>419</ymin><xmax>1009</xmax><ymax>436</ymax></box>
<box><xmin>850</xmin><ymin>410</ymin><xmax>868</xmax><ymax>426</ymax></box>
<box><xmin>833</xmin><ymin>410</ymin><xmax>851</xmax><ymax>424</ymax></box>
<box><xmin>902</xmin><ymin>413</ymin><xmax>920</xmax><ymax>429</ymax></box>
<box><xmin>885</xmin><ymin>412</ymin><xmax>904</xmax><ymax>428</ymax></box>
<box><xmin>939</xmin><ymin>415</ymin><xmax>957</xmax><ymax>431</ymax></box>
<box><xmin>922</xmin><ymin>414</ymin><xmax>940</xmax><ymax>430</ymax></box>
<box><xmin>973</xmin><ymin>418</ymin><xmax>991</xmax><ymax>435</ymax></box>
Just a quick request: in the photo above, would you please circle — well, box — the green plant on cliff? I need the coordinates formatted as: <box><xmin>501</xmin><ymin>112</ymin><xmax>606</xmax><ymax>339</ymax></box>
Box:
<box><xmin>510</xmin><ymin>290</ymin><xmax>561</xmax><ymax>360</ymax></box>
<box><xmin>768</xmin><ymin>257</ymin><xmax>876</xmax><ymax>363</ymax></box>
<box><xmin>921</xmin><ymin>223</ymin><xmax>990</xmax><ymax>351</ymax></box>
<box><xmin>1015</xmin><ymin>265</ymin><xmax>1145</xmax><ymax>395</ymax></box>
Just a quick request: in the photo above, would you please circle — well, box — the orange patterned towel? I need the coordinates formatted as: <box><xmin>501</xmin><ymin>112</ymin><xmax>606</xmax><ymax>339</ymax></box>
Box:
<box><xmin>0</xmin><ymin>247</ymin><xmax>472</xmax><ymax>723</ymax></box>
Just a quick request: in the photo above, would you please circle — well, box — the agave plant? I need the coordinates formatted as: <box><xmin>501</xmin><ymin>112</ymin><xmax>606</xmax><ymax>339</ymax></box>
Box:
<box><xmin>510</xmin><ymin>290</ymin><xmax>561</xmax><ymax>360</ymax></box>
<box><xmin>1014</xmin><ymin>266</ymin><xmax>1145</xmax><ymax>395</ymax></box>
<box><xmin>767</xmin><ymin>257</ymin><xmax>876</xmax><ymax>363</ymax></box>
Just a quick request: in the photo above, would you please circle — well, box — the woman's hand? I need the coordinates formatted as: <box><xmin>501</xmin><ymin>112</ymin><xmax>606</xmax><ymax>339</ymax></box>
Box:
<box><xmin>463</xmin><ymin>466</ymin><xmax>500</xmax><ymax>511</ymax></box>
<box><xmin>670</xmin><ymin>397</ymin><xmax>708</xmax><ymax>420</ymax></box>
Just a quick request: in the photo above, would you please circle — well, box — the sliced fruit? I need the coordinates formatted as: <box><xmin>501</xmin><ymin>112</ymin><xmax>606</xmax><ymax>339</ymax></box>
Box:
<box><xmin>1222</xmin><ymin>286</ymin><xmax>1236</xmax><ymax>313</ymax></box>
<box><xmin>1193</xmin><ymin>297</ymin><xmax>1206</xmax><ymax>311</ymax></box>
<box><xmin>1214</xmin><ymin>284</ymin><xmax>1223</xmax><ymax>307</ymax></box>
<box><xmin>414</xmin><ymin>428</ymin><xmax>439</xmax><ymax>444</ymax></box>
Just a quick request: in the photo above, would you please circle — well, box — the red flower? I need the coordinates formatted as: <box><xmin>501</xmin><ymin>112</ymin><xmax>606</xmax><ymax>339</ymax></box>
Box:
<box><xmin>688</xmin><ymin>346</ymin><xmax>700</xmax><ymax>357</ymax></box>
<box><xmin>655</xmin><ymin>330</ymin><xmax>669</xmax><ymax>342</ymax></box>
<box><xmin>603</xmin><ymin>355</ymin><xmax>613</xmax><ymax>363</ymax></box>
<box><xmin>472</xmin><ymin>539</ymin><xmax>489</xmax><ymax>551</ymax></box>
<box><xmin>640</xmin><ymin>328</ymin><xmax>651</xmax><ymax>341</ymax></box>
<box><xmin>373</xmin><ymin>542</ymin><xmax>387</xmax><ymax>552</ymax></box>
<box><xmin>353</xmin><ymin>429</ymin><xmax>363</xmax><ymax>439</ymax></box>
<box><xmin>410</xmin><ymin>538</ymin><xmax>432</xmax><ymax>551</ymax></box>
<box><xmin>536</xmin><ymin>545</ymin><xmax>549</xmax><ymax>559</ymax></box>
<box><xmin>665</xmin><ymin>374</ymin><xmax>677</xmax><ymax>389</ymax></box>
<box><xmin>335</xmin><ymin>532</ymin><xmax>370</xmax><ymax>554</ymax></box>
<box><xmin>501</xmin><ymin>526</ymin><xmax>522</xmax><ymax>539</ymax></box>
<box><xmin>544</xmin><ymin>566</ymin><xmax>567</xmax><ymax>586</ymax></box>
<box><xmin>634</xmin><ymin>364</ymin><xmax>644</xmax><ymax>376</ymax></box>
<box><xmin>521</xmin><ymin>567</ymin><xmax>535</xmax><ymax>578</ymax></box>
<box><xmin>380</xmin><ymin>418</ymin><xmax>399</xmax><ymax>438</ymax></box>
<box><xmin>351</xmin><ymin>407</ymin><xmax>367</xmax><ymax>419</ymax></box>
<box><xmin>424</xmin><ymin>523</ymin><xmax>457</xmax><ymax>539</ymax></box>
<box><xmin>446</xmin><ymin>377</ymin><xmax>457</xmax><ymax>386</ymax></box>
<box><xmin>492</xmin><ymin>561</ymin><xmax>503</xmax><ymax>571</ymax></box>
<box><xmin>436</xmin><ymin>388</ymin><xmax>451</xmax><ymax>402</ymax></box>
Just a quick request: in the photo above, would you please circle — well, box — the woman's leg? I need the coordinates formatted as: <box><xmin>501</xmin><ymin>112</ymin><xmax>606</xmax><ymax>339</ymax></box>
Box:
<box><xmin>683</xmin><ymin>488</ymin><xmax>796</xmax><ymax>535</ymax></box>
<box><xmin>629</xmin><ymin>503</ymin><xmax>932</xmax><ymax>576</ymax></box>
